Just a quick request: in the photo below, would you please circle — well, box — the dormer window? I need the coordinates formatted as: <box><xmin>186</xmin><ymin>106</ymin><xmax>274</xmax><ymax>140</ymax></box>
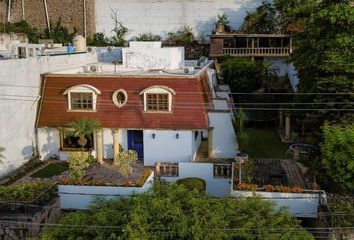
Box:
<box><xmin>63</xmin><ymin>84</ymin><xmax>101</xmax><ymax>111</ymax></box>
<box><xmin>140</xmin><ymin>85</ymin><xmax>176</xmax><ymax>112</ymax></box>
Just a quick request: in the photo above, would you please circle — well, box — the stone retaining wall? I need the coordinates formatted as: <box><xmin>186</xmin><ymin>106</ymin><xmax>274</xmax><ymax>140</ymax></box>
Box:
<box><xmin>0</xmin><ymin>198</ymin><xmax>61</xmax><ymax>240</ymax></box>
<box><xmin>0</xmin><ymin>0</ymin><xmax>95</xmax><ymax>37</ymax></box>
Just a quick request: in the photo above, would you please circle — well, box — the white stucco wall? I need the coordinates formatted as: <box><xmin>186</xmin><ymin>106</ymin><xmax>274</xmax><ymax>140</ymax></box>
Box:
<box><xmin>0</xmin><ymin>53</ymin><xmax>98</xmax><ymax>178</ymax></box>
<box><xmin>162</xmin><ymin>162</ymin><xmax>231</xmax><ymax>197</ymax></box>
<box><xmin>58</xmin><ymin>171</ymin><xmax>154</xmax><ymax>209</ymax></box>
<box><xmin>230</xmin><ymin>190</ymin><xmax>320</xmax><ymax>218</ymax></box>
<box><xmin>102</xmin><ymin>128</ymin><xmax>128</xmax><ymax>159</ymax></box>
<box><xmin>143</xmin><ymin>130</ymin><xmax>193</xmax><ymax>166</ymax></box>
<box><xmin>95</xmin><ymin>0</ymin><xmax>266</xmax><ymax>40</ymax></box>
<box><xmin>208</xmin><ymin>112</ymin><xmax>237</xmax><ymax>158</ymax></box>
<box><xmin>37</xmin><ymin>128</ymin><xmax>60</xmax><ymax>160</ymax></box>
<box><xmin>122</xmin><ymin>44</ymin><xmax>185</xmax><ymax>70</ymax></box>
<box><xmin>191</xmin><ymin>131</ymin><xmax>202</xmax><ymax>161</ymax></box>
<box><xmin>287</xmin><ymin>63</ymin><xmax>299</xmax><ymax>91</ymax></box>
<box><xmin>264</xmin><ymin>57</ymin><xmax>288</xmax><ymax>77</ymax></box>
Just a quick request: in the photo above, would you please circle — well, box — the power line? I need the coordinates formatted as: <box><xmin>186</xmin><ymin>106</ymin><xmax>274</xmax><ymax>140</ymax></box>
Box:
<box><xmin>0</xmin><ymin>83</ymin><xmax>353</xmax><ymax>95</ymax></box>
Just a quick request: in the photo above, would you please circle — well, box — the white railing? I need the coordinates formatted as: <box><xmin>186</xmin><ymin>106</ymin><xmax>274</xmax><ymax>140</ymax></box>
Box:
<box><xmin>223</xmin><ymin>47</ymin><xmax>290</xmax><ymax>56</ymax></box>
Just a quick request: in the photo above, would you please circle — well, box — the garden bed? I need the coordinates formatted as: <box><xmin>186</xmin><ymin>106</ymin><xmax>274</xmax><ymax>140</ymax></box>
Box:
<box><xmin>30</xmin><ymin>162</ymin><xmax>68</xmax><ymax>179</ymax></box>
<box><xmin>58</xmin><ymin>170</ymin><xmax>154</xmax><ymax>210</ymax></box>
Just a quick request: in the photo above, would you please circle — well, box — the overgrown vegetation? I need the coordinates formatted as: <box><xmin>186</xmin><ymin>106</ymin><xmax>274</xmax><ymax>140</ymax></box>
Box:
<box><xmin>167</xmin><ymin>25</ymin><xmax>195</xmax><ymax>44</ymax></box>
<box><xmin>45</xmin><ymin>18</ymin><xmax>77</xmax><ymax>44</ymax></box>
<box><xmin>0</xmin><ymin>182</ymin><xmax>53</xmax><ymax>202</ymax></box>
<box><xmin>3</xmin><ymin>20</ymin><xmax>41</xmax><ymax>43</ymax></box>
<box><xmin>37</xmin><ymin>183</ymin><xmax>313</xmax><ymax>240</ymax></box>
<box><xmin>221</xmin><ymin>58</ymin><xmax>264</xmax><ymax>93</ymax></box>
<box><xmin>176</xmin><ymin>177</ymin><xmax>206</xmax><ymax>193</ymax></box>
<box><xmin>321</xmin><ymin>123</ymin><xmax>354</xmax><ymax>191</ymax></box>
<box><xmin>135</xmin><ymin>32</ymin><xmax>161</xmax><ymax>41</ymax></box>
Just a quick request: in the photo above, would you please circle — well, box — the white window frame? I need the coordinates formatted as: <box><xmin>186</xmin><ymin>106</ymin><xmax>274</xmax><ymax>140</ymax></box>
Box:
<box><xmin>139</xmin><ymin>85</ymin><xmax>176</xmax><ymax>112</ymax></box>
<box><xmin>63</xmin><ymin>84</ymin><xmax>101</xmax><ymax>111</ymax></box>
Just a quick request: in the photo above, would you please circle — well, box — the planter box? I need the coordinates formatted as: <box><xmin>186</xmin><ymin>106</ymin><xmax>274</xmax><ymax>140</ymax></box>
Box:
<box><xmin>58</xmin><ymin>171</ymin><xmax>154</xmax><ymax>209</ymax></box>
<box><xmin>231</xmin><ymin>190</ymin><xmax>322</xmax><ymax>218</ymax></box>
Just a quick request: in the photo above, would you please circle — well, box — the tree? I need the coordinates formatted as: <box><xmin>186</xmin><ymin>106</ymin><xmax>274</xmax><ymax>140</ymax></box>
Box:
<box><xmin>67</xmin><ymin>118</ymin><xmax>101</xmax><ymax>151</ymax></box>
<box><xmin>321</xmin><ymin>123</ymin><xmax>354</xmax><ymax>191</ymax></box>
<box><xmin>217</xmin><ymin>13</ymin><xmax>231</xmax><ymax>32</ymax></box>
<box><xmin>111</xmin><ymin>9</ymin><xmax>130</xmax><ymax>46</ymax></box>
<box><xmin>37</xmin><ymin>183</ymin><xmax>313</xmax><ymax>240</ymax></box>
<box><xmin>291</xmin><ymin>2</ymin><xmax>354</xmax><ymax>138</ymax></box>
<box><xmin>221</xmin><ymin>58</ymin><xmax>264</xmax><ymax>93</ymax></box>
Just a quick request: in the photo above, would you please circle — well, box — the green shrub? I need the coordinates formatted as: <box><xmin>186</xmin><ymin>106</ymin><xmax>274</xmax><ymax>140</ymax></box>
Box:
<box><xmin>87</xmin><ymin>32</ymin><xmax>111</xmax><ymax>46</ymax></box>
<box><xmin>115</xmin><ymin>150</ymin><xmax>138</xmax><ymax>178</ymax></box>
<box><xmin>221</xmin><ymin>58</ymin><xmax>264</xmax><ymax>93</ymax></box>
<box><xmin>176</xmin><ymin>177</ymin><xmax>206</xmax><ymax>193</ymax></box>
<box><xmin>68</xmin><ymin>152</ymin><xmax>95</xmax><ymax>180</ymax></box>
<box><xmin>5</xmin><ymin>20</ymin><xmax>41</xmax><ymax>43</ymax></box>
<box><xmin>167</xmin><ymin>25</ymin><xmax>195</xmax><ymax>44</ymax></box>
<box><xmin>135</xmin><ymin>32</ymin><xmax>161</xmax><ymax>41</ymax></box>
<box><xmin>0</xmin><ymin>182</ymin><xmax>52</xmax><ymax>202</ymax></box>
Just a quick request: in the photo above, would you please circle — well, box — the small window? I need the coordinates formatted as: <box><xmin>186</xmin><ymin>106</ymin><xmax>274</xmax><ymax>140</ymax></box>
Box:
<box><xmin>70</xmin><ymin>92</ymin><xmax>93</xmax><ymax>110</ymax></box>
<box><xmin>146</xmin><ymin>93</ymin><xmax>169</xmax><ymax>111</ymax></box>
<box><xmin>112</xmin><ymin>89</ymin><xmax>128</xmax><ymax>108</ymax></box>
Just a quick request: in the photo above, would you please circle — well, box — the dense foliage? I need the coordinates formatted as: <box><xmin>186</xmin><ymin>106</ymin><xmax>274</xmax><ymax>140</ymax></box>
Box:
<box><xmin>115</xmin><ymin>150</ymin><xmax>138</xmax><ymax>178</ymax></box>
<box><xmin>37</xmin><ymin>183</ymin><xmax>313</xmax><ymax>240</ymax></box>
<box><xmin>45</xmin><ymin>18</ymin><xmax>77</xmax><ymax>44</ymax></box>
<box><xmin>167</xmin><ymin>25</ymin><xmax>195</xmax><ymax>44</ymax></box>
<box><xmin>221</xmin><ymin>58</ymin><xmax>264</xmax><ymax>92</ymax></box>
<box><xmin>0</xmin><ymin>182</ymin><xmax>52</xmax><ymax>202</ymax></box>
<box><xmin>135</xmin><ymin>32</ymin><xmax>161</xmax><ymax>41</ymax></box>
<box><xmin>3</xmin><ymin>20</ymin><xmax>41</xmax><ymax>43</ymax></box>
<box><xmin>321</xmin><ymin>123</ymin><xmax>354</xmax><ymax>191</ymax></box>
<box><xmin>68</xmin><ymin>152</ymin><xmax>95</xmax><ymax>180</ymax></box>
<box><xmin>176</xmin><ymin>177</ymin><xmax>206</xmax><ymax>193</ymax></box>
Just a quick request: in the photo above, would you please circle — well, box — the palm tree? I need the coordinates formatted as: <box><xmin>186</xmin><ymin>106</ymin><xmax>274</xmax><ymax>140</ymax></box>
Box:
<box><xmin>67</xmin><ymin>118</ymin><xmax>101</xmax><ymax>151</ymax></box>
<box><xmin>0</xmin><ymin>146</ymin><xmax>5</xmax><ymax>164</ymax></box>
<box><xmin>233</xmin><ymin>108</ymin><xmax>249</xmax><ymax>147</ymax></box>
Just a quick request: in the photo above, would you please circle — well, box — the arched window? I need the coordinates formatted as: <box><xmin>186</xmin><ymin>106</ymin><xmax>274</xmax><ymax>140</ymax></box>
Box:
<box><xmin>63</xmin><ymin>84</ymin><xmax>101</xmax><ymax>111</ymax></box>
<box><xmin>139</xmin><ymin>85</ymin><xmax>176</xmax><ymax>112</ymax></box>
<box><xmin>112</xmin><ymin>89</ymin><xmax>128</xmax><ymax>108</ymax></box>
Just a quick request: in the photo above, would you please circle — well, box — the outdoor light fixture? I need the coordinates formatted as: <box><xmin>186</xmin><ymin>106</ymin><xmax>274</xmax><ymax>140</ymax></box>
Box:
<box><xmin>176</xmin><ymin>133</ymin><xmax>179</xmax><ymax>139</ymax></box>
<box><xmin>152</xmin><ymin>133</ymin><xmax>156</xmax><ymax>139</ymax></box>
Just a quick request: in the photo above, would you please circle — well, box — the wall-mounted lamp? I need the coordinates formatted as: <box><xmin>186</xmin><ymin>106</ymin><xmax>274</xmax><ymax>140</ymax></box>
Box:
<box><xmin>176</xmin><ymin>133</ymin><xmax>179</xmax><ymax>139</ymax></box>
<box><xmin>152</xmin><ymin>133</ymin><xmax>156</xmax><ymax>139</ymax></box>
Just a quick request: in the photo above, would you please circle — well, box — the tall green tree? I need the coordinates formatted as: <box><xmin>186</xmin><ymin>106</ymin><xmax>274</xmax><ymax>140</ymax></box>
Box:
<box><xmin>290</xmin><ymin>2</ymin><xmax>354</xmax><ymax>140</ymax></box>
<box><xmin>67</xmin><ymin>118</ymin><xmax>101</xmax><ymax>151</ymax></box>
<box><xmin>37</xmin><ymin>183</ymin><xmax>313</xmax><ymax>240</ymax></box>
<box><xmin>321</xmin><ymin>123</ymin><xmax>354</xmax><ymax>191</ymax></box>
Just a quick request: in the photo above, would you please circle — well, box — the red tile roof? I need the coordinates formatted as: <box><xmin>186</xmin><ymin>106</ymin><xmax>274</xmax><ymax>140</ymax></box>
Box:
<box><xmin>37</xmin><ymin>73</ymin><xmax>211</xmax><ymax>130</ymax></box>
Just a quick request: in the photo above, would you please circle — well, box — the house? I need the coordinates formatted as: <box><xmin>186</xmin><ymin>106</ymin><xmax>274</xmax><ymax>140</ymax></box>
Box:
<box><xmin>36</xmin><ymin>42</ymin><xmax>237</xmax><ymax>166</ymax></box>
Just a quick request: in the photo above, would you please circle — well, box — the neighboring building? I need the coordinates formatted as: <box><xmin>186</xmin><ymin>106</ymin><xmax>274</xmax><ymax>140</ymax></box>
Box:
<box><xmin>36</xmin><ymin>42</ymin><xmax>237</xmax><ymax>166</ymax></box>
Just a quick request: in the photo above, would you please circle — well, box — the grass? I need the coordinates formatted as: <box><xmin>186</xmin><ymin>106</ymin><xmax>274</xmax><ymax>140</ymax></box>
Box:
<box><xmin>240</xmin><ymin>129</ymin><xmax>290</xmax><ymax>159</ymax></box>
<box><xmin>30</xmin><ymin>162</ymin><xmax>68</xmax><ymax>179</ymax></box>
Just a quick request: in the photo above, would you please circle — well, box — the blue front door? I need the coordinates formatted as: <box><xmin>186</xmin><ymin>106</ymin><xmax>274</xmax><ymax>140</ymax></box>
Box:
<box><xmin>128</xmin><ymin>130</ymin><xmax>144</xmax><ymax>159</ymax></box>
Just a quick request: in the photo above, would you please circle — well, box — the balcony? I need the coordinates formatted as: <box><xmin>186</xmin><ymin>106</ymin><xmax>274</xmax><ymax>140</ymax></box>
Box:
<box><xmin>210</xmin><ymin>34</ymin><xmax>292</xmax><ymax>58</ymax></box>
<box><xmin>223</xmin><ymin>47</ymin><xmax>290</xmax><ymax>57</ymax></box>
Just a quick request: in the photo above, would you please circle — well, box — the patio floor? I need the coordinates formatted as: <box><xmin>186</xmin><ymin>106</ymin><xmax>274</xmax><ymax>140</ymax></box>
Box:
<box><xmin>249</xmin><ymin>158</ymin><xmax>309</xmax><ymax>188</ymax></box>
<box><xmin>85</xmin><ymin>160</ymin><xmax>145</xmax><ymax>183</ymax></box>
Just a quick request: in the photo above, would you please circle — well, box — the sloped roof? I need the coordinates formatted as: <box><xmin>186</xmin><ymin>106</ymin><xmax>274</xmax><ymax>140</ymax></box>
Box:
<box><xmin>37</xmin><ymin>74</ymin><xmax>211</xmax><ymax>130</ymax></box>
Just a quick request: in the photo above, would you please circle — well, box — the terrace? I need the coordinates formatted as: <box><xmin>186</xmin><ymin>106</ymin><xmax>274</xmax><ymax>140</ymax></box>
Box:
<box><xmin>210</xmin><ymin>33</ymin><xmax>292</xmax><ymax>58</ymax></box>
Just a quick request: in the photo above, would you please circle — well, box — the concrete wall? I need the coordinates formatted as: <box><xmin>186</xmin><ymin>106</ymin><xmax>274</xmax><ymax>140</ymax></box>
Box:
<box><xmin>230</xmin><ymin>190</ymin><xmax>320</xmax><ymax>218</ymax></box>
<box><xmin>122</xmin><ymin>43</ymin><xmax>185</xmax><ymax>70</ymax></box>
<box><xmin>58</xmin><ymin>171</ymin><xmax>154</xmax><ymax>209</ymax></box>
<box><xmin>37</xmin><ymin>128</ymin><xmax>60</xmax><ymax>160</ymax></box>
<box><xmin>143</xmin><ymin>130</ymin><xmax>193</xmax><ymax>166</ymax></box>
<box><xmin>208</xmin><ymin>111</ymin><xmax>237</xmax><ymax>158</ymax></box>
<box><xmin>95</xmin><ymin>0</ymin><xmax>266</xmax><ymax>40</ymax></box>
<box><xmin>161</xmin><ymin>162</ymin><xmax>231</xmax><ymax>197</ymax></box>
<box><xmin>0</xmin><ymin>52</ymin><xmax>98</xmax><ymax>178</ymax></box>
<box><xmin>287</xmin><ymin>63</ymin><xmax>299</xmax><ymax>91</ymax></box>
<box><xmin>191</xmin><ymin>130</ymin><xmax>202</xmax><ymax>161</ymax></box>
